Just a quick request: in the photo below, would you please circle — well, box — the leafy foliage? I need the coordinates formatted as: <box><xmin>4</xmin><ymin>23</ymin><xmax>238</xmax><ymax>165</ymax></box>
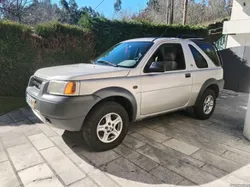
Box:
<box><xmin>79</xmin><ymin>16</ymin><xmax>208</xmax><ymax>55</ymax></box>
<box><xmin>58</xmin><ymin>0</ymin><xmax>102</xmax><ymax>25</ymax></box>
<box><xmin>114</xmin><ymin>0</ymin><xmax>122</xmax><ymax>12</ymax></box>
<box><xmin>1</xmin><ymin>17</ymin><xmax>208</xmax><ymax>97</ymax></box>
<box><xmin>0</xmin><ymin>0</ymin><xmax>103</xmax><ymax>25</ymax></box>
<box><xmin>0</xmin><ymin>21</ymin><xmax>95</xmax><ymax>96</ymax></box>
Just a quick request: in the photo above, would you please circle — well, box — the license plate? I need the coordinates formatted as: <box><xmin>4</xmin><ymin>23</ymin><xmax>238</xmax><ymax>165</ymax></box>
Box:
<box><xmin>26</xmin><ymin>94</ymin><xmax>36</xmax><ymax>109</ymax></box>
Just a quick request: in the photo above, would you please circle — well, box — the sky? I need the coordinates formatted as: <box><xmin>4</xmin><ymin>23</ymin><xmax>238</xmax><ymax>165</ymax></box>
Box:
<box><xmin>53</xmin><ymin>0</ymin><xmax>149</xmax><ymax>18</ymax></box>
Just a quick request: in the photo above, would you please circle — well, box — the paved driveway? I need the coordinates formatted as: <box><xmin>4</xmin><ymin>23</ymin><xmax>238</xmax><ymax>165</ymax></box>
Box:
<box><xmin>0</xmin><ymin>90</ymin><xmax>250</xmax><ymax>187</ymax></box>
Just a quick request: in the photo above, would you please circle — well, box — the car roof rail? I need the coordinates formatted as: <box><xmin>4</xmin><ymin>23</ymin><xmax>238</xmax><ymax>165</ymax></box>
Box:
<box><xmin>176</xmin><ymin>34</ymin><xmax>204</xmax><ymax>40</ymax></box>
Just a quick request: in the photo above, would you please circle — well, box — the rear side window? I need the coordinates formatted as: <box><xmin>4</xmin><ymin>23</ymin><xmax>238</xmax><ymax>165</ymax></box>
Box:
<box><xmin>194</xmin><ymin>41</ymin><xmax>221</xmax><ymax>66</ymax></box>
<box><xmin>189</xmin><ymin>45</ymin><xmax>208</xmax><ymax>69</ymax></box>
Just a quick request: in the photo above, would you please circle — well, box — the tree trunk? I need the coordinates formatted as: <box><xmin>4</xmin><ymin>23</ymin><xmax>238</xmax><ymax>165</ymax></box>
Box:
<box><xmin>183</xmin><ymin>0</ymin><xmax>188</xmax><ymax>25</ymax></box>
<box><xmin>169</xmin><ymin>0</ymin><xmax>174</xmax><ymax>24</ymax></box>
<box><xmin>166</xmin><ymin>0</ymin><xmax>169</xmax><ymax>24</ymax></box>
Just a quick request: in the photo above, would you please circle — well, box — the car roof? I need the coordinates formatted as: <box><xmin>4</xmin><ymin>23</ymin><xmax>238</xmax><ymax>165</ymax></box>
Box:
<box><xmin>123</xmin><ymin>37</ymin><xmax>205</xmax><ymax>44</ymax></box>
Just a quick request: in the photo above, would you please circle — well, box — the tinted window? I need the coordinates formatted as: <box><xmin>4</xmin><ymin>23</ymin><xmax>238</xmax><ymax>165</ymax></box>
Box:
<box><xmin>145</xmin><ymin>44</ymin><xmax>186</xmax><ymax>72</ymax></box>
<box><xmin>95</xmin><ymin>42</ymin><xmax>153</xmax><ymax>68</ymax></box>
<box><xmin>189</xmin><ymin>45</ymin><xmax>208</xmax><ymax>69</ymax></box>
<box><xmin>194</xmin><ymin>41</ymin><xmax>221</xmax><ymax>66</ymax></box>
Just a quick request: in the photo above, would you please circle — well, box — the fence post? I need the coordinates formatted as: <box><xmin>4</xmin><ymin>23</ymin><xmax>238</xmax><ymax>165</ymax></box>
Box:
<box><xmin>243</xmin><ymin>93</ymin><xmax>250</xmax><ymax>140</ymax></box>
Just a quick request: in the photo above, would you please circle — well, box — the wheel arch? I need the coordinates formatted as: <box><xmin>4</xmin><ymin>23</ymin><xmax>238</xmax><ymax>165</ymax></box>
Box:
<box><xmin>195</xmin><ymin>79</ymin><xmax>220</xmax><ymax>106</ymax></box>
<box><xmin>89</xmin><ymin>87</ymin><xmax>137</xmax><ymax>122</ymax></box>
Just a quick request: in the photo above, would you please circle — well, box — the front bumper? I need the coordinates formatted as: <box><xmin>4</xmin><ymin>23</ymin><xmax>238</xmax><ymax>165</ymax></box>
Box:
<box><xmin>26</xmin><ymin>86</ymin><xmax>100</xmax><ymax>131</ymax></box>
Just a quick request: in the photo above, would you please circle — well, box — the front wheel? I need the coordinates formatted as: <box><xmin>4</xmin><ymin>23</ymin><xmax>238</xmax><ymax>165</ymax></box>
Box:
<box><xmin>82</xmin><ymin>101</ymin><xmax>129</xmax><ymax>151</ymax></box>
<box><xmin>193</xmin><ymin>89</ymin><xmax>216</xmax><ymax>120</ymax></box>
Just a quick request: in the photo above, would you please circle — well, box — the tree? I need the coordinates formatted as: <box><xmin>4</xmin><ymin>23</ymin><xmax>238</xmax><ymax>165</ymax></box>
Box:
<box><xmin>147</xmin><ymin>0</ymin><xmax>160</xmax><ymax>12</ymax></box>
<box><xmin>169</xmin><ymin>0</ymin><xmax>174</xmax><ymax>24</ymax></box>
<box><xmin>114</xmin><ymin>0</ymin><xmax>122</xmax><ymax>12</ymax></box>
<box><xmin>60</xmin><ymin>0</ymin><xmax>68</xmax><ymax>11</ymax></box>
<box><xmin>22</xmin><ymin>1</ymin><xmax>59</xmax><ymax>25</ymax></box>
<box><xmin>0</xmin><ymin>0</ymin><xmax>33</xmax><ymax>22</ymax></box>
<box><xmin>58</xmin><ymin>0</ymin><xmax>102</xmax><ymax>24</ymax></box>
<box><xmin>140</xmin><ymin>0</ymin><xmax>229</xmax><ymax>25</ymax></box>
<box><xmin>183</xmin><ymin>0</ymin><xmax>188</xmax><ymax>25</ymax></box>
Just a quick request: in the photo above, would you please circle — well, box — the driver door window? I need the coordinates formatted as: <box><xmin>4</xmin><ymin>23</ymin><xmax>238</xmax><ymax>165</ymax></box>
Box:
<box><xmin>145</xmin><ymin>44</ymin><xmax>186</xmax><ymax>72</ymax></box>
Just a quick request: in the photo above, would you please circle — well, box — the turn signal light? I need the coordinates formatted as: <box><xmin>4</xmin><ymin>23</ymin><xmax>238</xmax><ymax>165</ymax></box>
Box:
<box><xmin>64</xmin><ymin>82</ymin><xmax>76</xmax><ymax>95</ymax></box>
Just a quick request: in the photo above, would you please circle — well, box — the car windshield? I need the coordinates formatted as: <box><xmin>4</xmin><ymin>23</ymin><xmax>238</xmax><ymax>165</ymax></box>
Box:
<box><xmin>94</xmin><ymin>41</ymin><xmax>153</xmax><ymax>68</ymax></box>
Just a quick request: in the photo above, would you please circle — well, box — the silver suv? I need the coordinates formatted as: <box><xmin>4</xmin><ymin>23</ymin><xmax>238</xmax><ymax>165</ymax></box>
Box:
<box><xmin>26</xmin><ymin>37</ymin><xmax>224</xmax><ymax>151</ymax></box>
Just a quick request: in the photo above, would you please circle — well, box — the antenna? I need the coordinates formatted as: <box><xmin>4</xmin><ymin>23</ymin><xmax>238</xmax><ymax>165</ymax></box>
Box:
<box><xmin>160</xmin><ymin>28</ymin><xmax>168</xmax><ymax>37</ymax></box>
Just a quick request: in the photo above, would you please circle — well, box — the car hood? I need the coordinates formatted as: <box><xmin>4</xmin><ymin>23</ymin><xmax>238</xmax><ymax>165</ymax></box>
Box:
<box><xmin>34</xmin><ymin>63</ymin><xmax>131</xmax><ymax>81</ymax></box>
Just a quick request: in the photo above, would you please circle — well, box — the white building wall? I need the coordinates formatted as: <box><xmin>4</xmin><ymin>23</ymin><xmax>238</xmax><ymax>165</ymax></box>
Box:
<box><xmin>231</xmin><ymin>0</ymin><xmax>250</xmax><ymax>20</ymax></box>
<box><xmin>226</xmin><ymin>1</ymin><xmax>250</xmax><ymax>140</ymax></box>
<box><xmin>244</xmin><ymin>96</ymin><xmax>250</xmax><ymax>140</ymax></box>
<box><xmin>224</xmin><ymin>0</ymin><xmax>250</xmax><ymax>58</ymax></box>
<box><xmin>226</xmin><ymin>34</ymin><xmax>250</xmax><ymax>60</ymax></box>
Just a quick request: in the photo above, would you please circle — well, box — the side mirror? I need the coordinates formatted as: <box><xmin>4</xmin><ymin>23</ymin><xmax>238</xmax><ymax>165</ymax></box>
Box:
<box><xmin>148</xmin><ymin>61</ymin><xmax>165</xmax><ymax>73</ymax></box>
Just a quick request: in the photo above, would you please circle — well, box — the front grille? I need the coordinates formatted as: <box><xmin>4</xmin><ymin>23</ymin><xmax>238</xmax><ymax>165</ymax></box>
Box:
<box><xmin>30</xmin><ymin>77</ymin><xmax>43</xmax><ymax>90</ymax></box>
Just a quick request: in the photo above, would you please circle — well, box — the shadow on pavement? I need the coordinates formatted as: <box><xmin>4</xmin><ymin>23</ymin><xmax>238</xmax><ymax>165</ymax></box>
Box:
<box><xmin>61</xmin><ymin>90</ymin><xmax>250</xmax><ymax>186</ymax></box>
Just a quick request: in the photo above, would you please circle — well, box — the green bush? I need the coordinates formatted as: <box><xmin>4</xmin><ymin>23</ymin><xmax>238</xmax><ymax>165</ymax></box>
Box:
<box><xmin>0</xmin><ymin>21</ymin><xmax>95</xmax><ymax>97</ymax></box>
<box><xmin>0</xmin><ymin>21</ymin><xmax>36</xmax><ymax>97</ymax></box>
<box><xmin>1</xmin><ymin>18</ymin><xmax>209</xmax><ymax>97</ymax></box>
<box><xmin>79</xmin><ymin>17</ymin><xmax>208</xmax><ymax>55</ymax></box>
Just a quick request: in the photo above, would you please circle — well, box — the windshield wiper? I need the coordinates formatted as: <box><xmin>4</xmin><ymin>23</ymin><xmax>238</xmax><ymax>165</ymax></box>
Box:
<box><xmin>96</xmin><ymin>60</ymin><xmax>118</xmax><ymax>67</ymax></box>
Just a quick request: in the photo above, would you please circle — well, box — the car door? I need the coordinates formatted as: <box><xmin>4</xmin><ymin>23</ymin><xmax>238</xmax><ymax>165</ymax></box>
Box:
<box><xmin>140</xmin><ymin>43</ymin><xmax>192</xmax><ymax>115</ymax></box>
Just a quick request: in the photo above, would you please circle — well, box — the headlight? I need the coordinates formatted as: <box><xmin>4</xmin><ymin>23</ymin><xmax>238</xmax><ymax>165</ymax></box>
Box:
<box><xmin>47</xmin><ymin>81</ymin><xmax>80</xmax><ymax>96</ymax></box>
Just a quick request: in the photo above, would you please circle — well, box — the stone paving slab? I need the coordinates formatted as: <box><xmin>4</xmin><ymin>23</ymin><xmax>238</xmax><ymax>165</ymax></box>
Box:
<box><xmin>0</xmin><ymin>142</ymin><xmax>7</xmax><ymax>163</ymax></box>
<box><xmin>99</xmin><ymin>157</ymin><xmax>161</xmax><ymax>184</ymax></box>
<box><xmin>67</xmin><ymin>153</ymin><xmax>99</xmax><ymax>175</ymax></box>
<box><xmin>192</xmin><ymin>149</ymin><xmax>242</xmax><ymax>173</ymax></box>
<box><xmin>2</xmin><ymin>133</ymin><xmax>30</xmax><ymax>148</ymax></box>
<box><xmin>221</xmin><ymin>150</ymin><xmax>250</xmax><ymax>165</ymax></box>
<box><xmin>18</xmin><ymin>163</ymin><xmax>63</xmax><ymax>187</ymax></box>
<box><xmin>29</xmin><ymin>133</ymin><xmax>54</xmax><ymax>150</ymax></box>
<box><xmin>89</xmin><ymin>171</ymin><xmax>121</xmax><ymax>187</ymax></box>
<box><xmin>153</xmin><ymin>124</ymin><xmax>228</xmax><ymax>155</ymax></box>
<box><xmin>133</xmin><ymin>126</ymin><xmax>171</xmax><ymax>143</ymax></box>
<box><xmin>122</xmin><ymin>135</ymin><xmax>146</xmax><ymax>149</ymax></box>
<box><xmin>7</xmin><ymin>143</ymin><xmax>43</xmax><ymax>171</ymax></box>
<box><xmin>50</xmin><ymin>136</ymin><xmax>74</xmax><ymax>154</ymax></box>
<box><xmin>126</xmin><ymin>150</ymin><xmax>159</xmax><ymax>171</ymax></box>
<box><xmin>163</xmin><ymin>138</ymin><xmax>200</xmax><ymax>155</ymax></box>
<box><xmin>200</xmin><ymin>164</ymin><xmax>228</xmax><ymax>178</ymax></box>
<box><xmin>149</xmin><ymin>166</ymin><xmax>185</xmax><ymax>184</ymax></box>
<box><xmin>0</xmin><ymin>161</ymin><xmax>20</xmax><ymax>187</ymax></box>
<box><xmin>69</xmin><ymin>177</ymin><xmax>98</xmax><ymax>187</ymax></box>
<box><xmin>137</xmin><ymin>144</ymin><xmax>217</xmax><ymax>185</ymax></box>
<box><xmin>40</xmin><ymin>147</ymin><xmax>86</xmax><ymax>185</ymax></box>
<box><xmin>79</xmin><ymin>149</ymin><xmax>121</xmax><ymax>167</ymax></box>
<box><xmin>129</xmin><ymin>132</ymin><xmax>205</xmax><ymax>168</ymax></box>
<box><xmin>37</xmin><ymin>123</ymin><xmax>58</xmax><ymax>137</ymax></box>
<box><xmin>0</xmin><ymin>90</ymin><xmax>250</xmax><ymax>187</ymax></box>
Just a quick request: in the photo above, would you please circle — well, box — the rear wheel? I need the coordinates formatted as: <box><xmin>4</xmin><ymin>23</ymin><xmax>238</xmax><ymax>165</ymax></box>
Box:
<box><xmin>82</xmin><ymin>101</ymin><xmax>129</xmax><ymax>151</ymax></box>
<box><xmin>193</xmin><ymin>89</ymin><xmax>216</xmax><ymax>120</ymax></box>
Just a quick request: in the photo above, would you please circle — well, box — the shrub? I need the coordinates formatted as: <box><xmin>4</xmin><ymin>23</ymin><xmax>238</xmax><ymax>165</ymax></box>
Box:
<box><xmin>1</xmin><ymin>18</ymin><xmax>208</xmax><ymax>97</ymax></box>
<box><xmin>0</xmin><ymin>21</ymin><xmax>36</xmax><ymax>97</ymax></box>
<box><xmin>79</xmin><ymin>17</ymin><xmax>208</xmax><ymax>55</ymax></box>
<box><xmin>0</xmin><ymin>21</ymin><xmax>95</xmax><ymax>96</ymax></box>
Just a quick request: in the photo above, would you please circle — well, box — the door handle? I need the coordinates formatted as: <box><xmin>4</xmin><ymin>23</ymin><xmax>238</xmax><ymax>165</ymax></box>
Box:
<box><xmin>185</xmin><ymin>73</ymin><xmax>191</xmax><ymax>78</ymax></box>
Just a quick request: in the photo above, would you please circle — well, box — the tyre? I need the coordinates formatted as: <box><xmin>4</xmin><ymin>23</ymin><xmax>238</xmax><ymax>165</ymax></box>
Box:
<box><xmin>193</xmin><ymin>89</ymin><xmax>216</xmax><ymax>120</ymax></box>
<box><xmin>82</xmin><ymin>101</ymin><xmax>129</xmax><ymax>151</ymax></box>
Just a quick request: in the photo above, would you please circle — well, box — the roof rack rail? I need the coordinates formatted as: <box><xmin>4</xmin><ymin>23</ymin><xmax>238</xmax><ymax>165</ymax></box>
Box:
<box><xmin>177</xmin><ymin>34</ymin><xmax>204</xmax><ymax>40</ymax></box>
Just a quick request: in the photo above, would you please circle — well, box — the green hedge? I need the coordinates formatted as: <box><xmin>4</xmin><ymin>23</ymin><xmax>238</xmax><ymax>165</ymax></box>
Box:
<box><xmin>0</xmin><ymin>21</ymin><xmax>95</xmax><ymax>96</ymax></box>
<box><xmin>1</xmin><ymin>18</ymin><xmax>209</xmax><ymax>97</ymax></box>
<box><xmin>79</xmin><ymin>17</ymin><xmax>208</xmax><ymax>55</ymax></box>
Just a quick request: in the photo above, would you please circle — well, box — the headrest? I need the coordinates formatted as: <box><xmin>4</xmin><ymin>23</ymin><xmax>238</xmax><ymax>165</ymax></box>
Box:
<box><xmin>165</xmin><ymin>51</ymin><xmax>176</xmax><ymax>61</ymax></box>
